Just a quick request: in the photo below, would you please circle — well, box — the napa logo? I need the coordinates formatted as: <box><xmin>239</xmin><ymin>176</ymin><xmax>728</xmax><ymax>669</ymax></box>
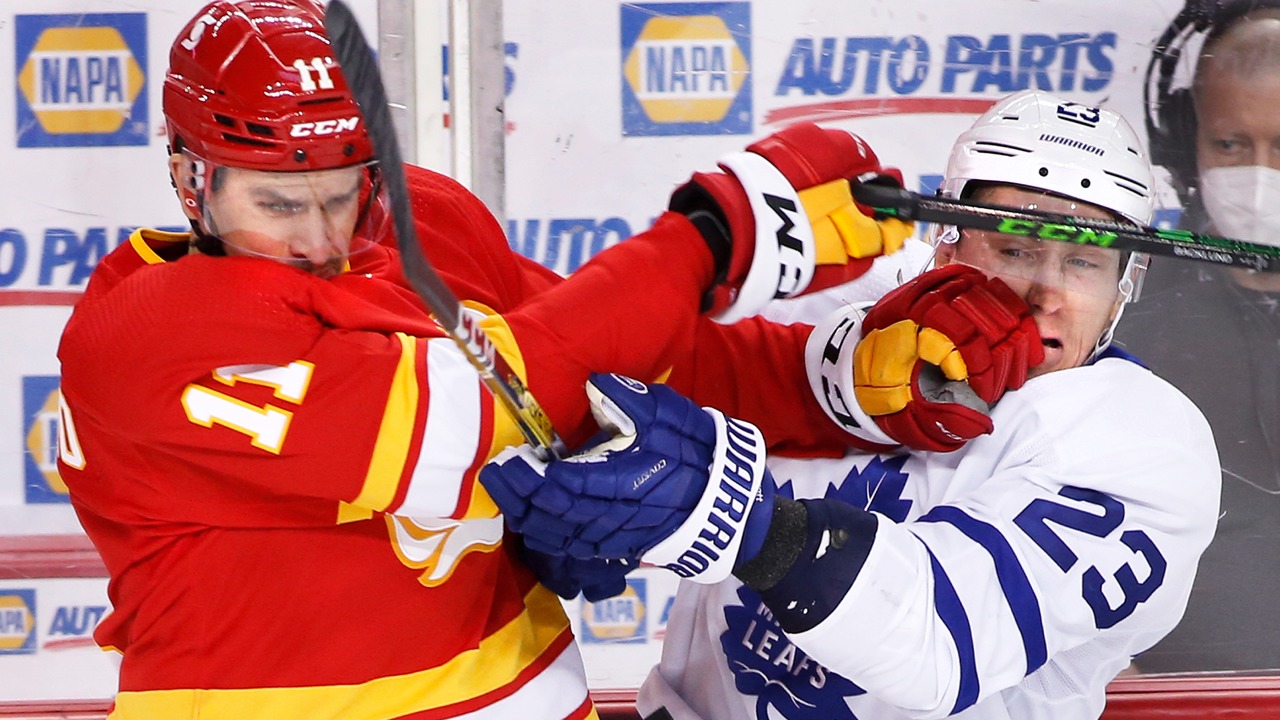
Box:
<box><xmin>621</xmin><ymin>3</ymin><xmax>752</xmax><ymax>136</ymax></box>
<box><xmin>24</xmin><ymin>376</ymin><xmax>70</xmax><ymax>504</ymax></box>
<box><xmin>579</xmin><ymin>578</ymin><xmax>647</xmax><ymax>644</ymax></box>
<box><xmin>0</xmin><ymin>591</ymin><xmax>37</xmax><ymax>655</ymax></box>
<box><xmin>16</xmin><ymin>13</ymin><xmax>149</xmax><ymax>147</ymax></box>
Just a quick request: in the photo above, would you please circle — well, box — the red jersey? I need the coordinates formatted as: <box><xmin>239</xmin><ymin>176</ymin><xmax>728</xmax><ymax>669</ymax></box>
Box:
<box><xmin>56</xmin><ymin>165</ymin><xmax>848</xmax><ymax>719</ymax></box>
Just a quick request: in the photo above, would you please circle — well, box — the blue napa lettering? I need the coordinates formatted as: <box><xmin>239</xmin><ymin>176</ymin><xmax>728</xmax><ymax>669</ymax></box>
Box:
<box><xmin>0</xmin><ymin>608</ymin><xmax>27</xmax><ymax>634</ymax></box>
<box><xmin>591</xmin><ymin>597</ymin><xmax>638</xmax><ymax>624</ymax></box>
<box><xmin>34</xmin><ymin>226</ymin><xmax>180</xmax><ymax>288</ymax></box>
<box><xmin>643</xmin><ymin>41</ymin><xmax>734</xmax><ymax>95</ymax></box>
<box><xmin>40</xmin><ymin>54</ymin><xmax>127</xmax><ymax>107</ymax></box>
<box><xmin>775</xmin><ymin>32</ymin><xmax>1115</xmax><ymax>97</ymax></box>
<box><xmin>506</xmin><ymin>217</ymin><xmax>634</xmax><ymax>273</ymax></box>
<box><xmin>41</xmin><ymin>228</ymin><xmax>112</xmax><ymax>286</ymax></box>
<box><xmin>664</xmin><ymin>418</ymin><xmax>759</xmax><ymax>578</ymax></box>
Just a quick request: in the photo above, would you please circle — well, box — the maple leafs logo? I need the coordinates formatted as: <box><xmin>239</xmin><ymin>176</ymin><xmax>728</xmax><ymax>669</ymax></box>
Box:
<box><xmin>718</xmin><ymin>454</ymin><xmax>914</xmax><ymax>719</ymax></box>
<box><xmin>721</xmin><ymin>585</ymin><xmax>862</xmax><ymax>720</ymax></box>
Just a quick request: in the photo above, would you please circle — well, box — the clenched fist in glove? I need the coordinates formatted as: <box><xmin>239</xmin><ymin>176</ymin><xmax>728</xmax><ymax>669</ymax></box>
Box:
<box><xmin>672</xmin><ymin>122</ymin><xmax>915</xmax><ymax>323</ymax></box>
<box><xmin>480</xmin><ymin>373</ymin><xmax>775</xmax><ymax>584</ymax></box>
<box><xmin>515</xmin><ymin>539</ymin><xmax>632</xmax><ymax>602</ymax></box>
<box><xmin>807</xmin><ymin>264</ymin><xmax>1044</xmax><ymax>453</ymax></box>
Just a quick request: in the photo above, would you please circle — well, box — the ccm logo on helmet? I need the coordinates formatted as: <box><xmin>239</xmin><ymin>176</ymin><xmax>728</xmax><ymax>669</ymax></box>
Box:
<box><xmin>290</xmin><ymin>117</ymin><xmax>361</xmax><ymax>137</ymax></box>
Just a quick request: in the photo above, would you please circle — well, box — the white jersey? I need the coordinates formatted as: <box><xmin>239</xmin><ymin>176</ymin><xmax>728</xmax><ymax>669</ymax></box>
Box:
<box><xmin>637</xmin><ymin>354</ymin><xmax>1219</xmax><ymax>720</ymax></box>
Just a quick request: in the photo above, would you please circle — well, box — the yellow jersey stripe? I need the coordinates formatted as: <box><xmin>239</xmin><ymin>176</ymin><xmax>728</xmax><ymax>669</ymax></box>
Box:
<box><xmin>353</xmin><ymin>332</ymin><xmax>419</xmax><ymax>511</ymax></box>
<box><xmin>129</xmin><ymin>229</ymin><xmax>189</xmax><ymax>265</ymax></box>
<box><xmin>110</xmin><ymin>584</ymin><xmax>573</xmax><ymax>720</ymax></box>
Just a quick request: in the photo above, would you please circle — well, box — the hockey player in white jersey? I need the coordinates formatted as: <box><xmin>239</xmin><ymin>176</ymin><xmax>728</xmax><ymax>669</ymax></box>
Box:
<box><xmin>481</xmin><ymin>90</ymin><xmax>1220</xmax><ymax>720</ymax></box>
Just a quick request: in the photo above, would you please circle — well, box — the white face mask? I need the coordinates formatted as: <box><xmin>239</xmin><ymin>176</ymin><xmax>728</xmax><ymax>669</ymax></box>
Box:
<box><xmin>1199</xmin><ymin>165</ymin><xmax>1280</xmax><ymax>247</ymax></box>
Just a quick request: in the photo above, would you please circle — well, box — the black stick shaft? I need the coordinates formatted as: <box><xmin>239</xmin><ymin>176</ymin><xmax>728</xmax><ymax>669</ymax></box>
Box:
<box><xmin>854</xmin><ymin>183</ymin><xmax>1280</xmax><ymax>273</ymax></box>
<box><xmin>324</xmin><ymin>0</ymin><xmax>564</xmax><ymax>459</ymax></box>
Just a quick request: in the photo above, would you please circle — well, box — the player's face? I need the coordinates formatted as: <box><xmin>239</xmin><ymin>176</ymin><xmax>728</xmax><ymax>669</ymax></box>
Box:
<box><xmin>937</xmin><ymin>185</ymin><xmax>1124</xmax><ymax>378</ymax></box>
<box><xmin>205</xmin><ymin>166</ymin><xmax>365</xmax><ymax>279</ymax></box>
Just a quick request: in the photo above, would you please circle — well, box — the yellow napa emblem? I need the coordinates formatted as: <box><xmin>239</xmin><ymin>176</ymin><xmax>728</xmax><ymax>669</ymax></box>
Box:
<box><xmin>0</xmin><ymin>593</ymin><xmax>36</xmax><ymax>652</ymax></box>
<box><xmin>623</xmin><ymin>15</ymin><xmax>749</xmax><ymax>123</ymax></box>
<box><xmin>580</xmin><ymin>582</ymin><xmax>646</xmax><ymax>642</ymax></box>
<box><xmin>386</xmin><ymin>515</ymin><xmax>505</xmax><ymax>587</ymax></box>
<box><xmin>17</xmin><ymin>25</ymin><xmax>145</xmax><ymax>135</ymax></box>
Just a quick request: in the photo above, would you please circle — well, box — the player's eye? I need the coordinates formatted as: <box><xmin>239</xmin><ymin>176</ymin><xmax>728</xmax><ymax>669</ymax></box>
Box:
<box><xmin>1067</xmin><ymin>256</ymin><xmax>1101</xmax><ymax>270</ymax></box>
<box><xmin>260</xmin><ymin>200</ymin><xmax>304</xmax><ymax>214</ymax></box>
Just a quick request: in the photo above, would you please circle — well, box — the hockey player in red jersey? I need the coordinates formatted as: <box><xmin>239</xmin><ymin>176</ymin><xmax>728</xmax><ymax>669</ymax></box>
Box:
<box><xmin>51</xmin><ymin>2</ymin><xmax>951</xmax><ymax>719</ymax></box>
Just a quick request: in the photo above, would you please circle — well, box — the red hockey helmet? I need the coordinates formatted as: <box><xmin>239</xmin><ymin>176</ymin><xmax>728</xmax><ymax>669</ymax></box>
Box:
<box><xmin>163</xmin><ymin>0</ymin><xmax>372</xmax><ymax>171</ymax></box>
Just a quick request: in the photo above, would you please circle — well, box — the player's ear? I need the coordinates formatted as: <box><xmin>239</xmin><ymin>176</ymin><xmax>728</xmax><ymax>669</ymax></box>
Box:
<box><xmin>934</xmin><ymin>236</ymin><xmax>957</xmax><ymax>266</ymax></box>
<box><xmin>169</xmin><ymin>153</ymin><xmax>200</xmax><ymax>221</ymax></box>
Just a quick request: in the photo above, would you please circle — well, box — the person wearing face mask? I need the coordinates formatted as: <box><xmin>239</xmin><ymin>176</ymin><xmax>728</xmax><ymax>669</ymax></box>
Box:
<box><xmin>1118</xmin><ymin>0</ymin><xmax>1280</xmax><ymax>674</ymax></box>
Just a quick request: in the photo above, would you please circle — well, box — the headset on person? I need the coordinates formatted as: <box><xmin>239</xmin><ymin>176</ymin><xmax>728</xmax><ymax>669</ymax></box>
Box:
<box><xmin>1145</xmin><ymin>0</ymin><xmax>1280</xmax><ymax>208</ymax></box>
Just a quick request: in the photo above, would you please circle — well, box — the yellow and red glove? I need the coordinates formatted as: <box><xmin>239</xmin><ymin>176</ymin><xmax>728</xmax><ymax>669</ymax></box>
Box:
<box><xmin>807</xmin><ymin>264</ymin><xmax>1044</xmax><ymax>453</ymax></box>
<box><xmin>671</xmin><ymin>122</ymin><xmax>914</xmax><ymax>323</ymax></box>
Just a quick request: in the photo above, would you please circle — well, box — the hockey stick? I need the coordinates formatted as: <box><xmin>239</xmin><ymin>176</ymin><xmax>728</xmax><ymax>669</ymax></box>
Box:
<box><xmin>324</xmin><ymin>0</ymin><xmax>566</xmax><ymax>460</ymax></box>
<box><xmin>853</xmin><ymin>182</ymin><xmax>1280</xmax><ymax>273</ymax></box>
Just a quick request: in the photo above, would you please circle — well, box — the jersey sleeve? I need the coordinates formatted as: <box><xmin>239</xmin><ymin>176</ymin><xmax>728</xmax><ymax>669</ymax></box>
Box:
<box><xmin>664</xmin><ymin>316</ymin><xmax>865</xmax><ymax>456</ymax></box>
<box><xmin>402</xmin><ymin>162</ymin><xmax>867</xmax><ymax>455</ymax></box>
<box><xmin>773</xmin><ymin>363</ymin><xmax>1220</xmax><ymax>717</ymax></box>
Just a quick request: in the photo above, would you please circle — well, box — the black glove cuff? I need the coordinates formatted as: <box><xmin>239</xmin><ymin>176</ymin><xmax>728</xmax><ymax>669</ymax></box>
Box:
<box><xmin>670</xmin><ymin>182</ymin><xmax>733</xmax><ymax>284</ymax></box>
<box><xmin>734</xmin><ymin>496</ymin><xmax>807</xmax><ymax>591</ymax></box>
<box><xmin>749</xmin><ymin>498</ymin><xmax>878</xmax><ymax>634</ymax></box>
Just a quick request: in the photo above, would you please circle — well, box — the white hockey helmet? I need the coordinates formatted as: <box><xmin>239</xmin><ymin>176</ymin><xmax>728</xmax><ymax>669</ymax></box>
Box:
<box><xmin>939</xmin><ymin>89</ymin><xmax>1156</xmax><ymax>226</ymax></box>
<box><xmin>934</xmin><ymin>90</ymin><xmax>1157</xmax><ymax>357</ymax></box>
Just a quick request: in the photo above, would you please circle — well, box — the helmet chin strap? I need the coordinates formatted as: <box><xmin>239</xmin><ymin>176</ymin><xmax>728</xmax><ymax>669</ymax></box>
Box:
<box><xmin>188</xmin><ymin>219</ymin><xmax>226</xmax><ymax>256</ymax></box>
<box><xmin>1087</xmin><ymin>257</ymin><xmax>1142</xmax><ymax>363</ymax></box>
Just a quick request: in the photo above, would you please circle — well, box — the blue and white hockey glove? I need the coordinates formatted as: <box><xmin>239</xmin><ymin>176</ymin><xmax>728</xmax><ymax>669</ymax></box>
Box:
<box><xmin>481</xmin><ymin>373</ymin><xmax>775</xmax><ymax>584</ymax></box>
<box><xmin>516</xmin><ymin>540</ymin><xmax>632</xmax><ymax>602</ymax></box>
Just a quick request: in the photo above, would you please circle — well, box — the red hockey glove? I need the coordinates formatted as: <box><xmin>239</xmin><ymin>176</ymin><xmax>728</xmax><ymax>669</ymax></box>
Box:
<box><xmin>671</xmin><ymin>122</ymin><xmax>915</xmax><ymax>323</ymax></box>
<box><xmin>853</xmin><ymin>264</ymin><xmax>1043</xmax><ymax>452</ymax></box>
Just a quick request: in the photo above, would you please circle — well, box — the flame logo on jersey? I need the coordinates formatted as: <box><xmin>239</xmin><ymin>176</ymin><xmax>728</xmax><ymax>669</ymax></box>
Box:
<box><xmin>386</xmin><ymin>515</ymin><xmax>504</xmax><ymax>587</ymax></box>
